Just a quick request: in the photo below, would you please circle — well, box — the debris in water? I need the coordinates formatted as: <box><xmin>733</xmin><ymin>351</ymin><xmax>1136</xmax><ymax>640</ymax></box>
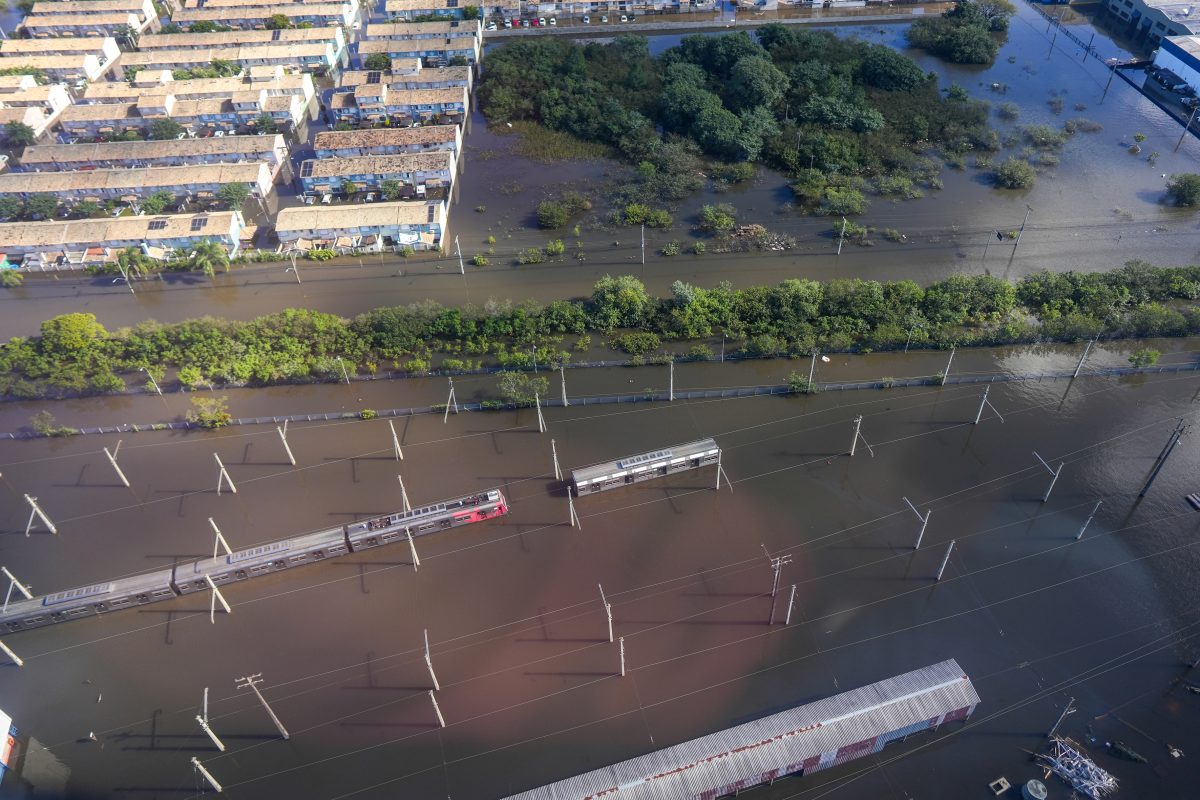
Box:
<box><xmin>1038</xmin><ymin>737</ymin><xmax>1118</xmax><ymax>799</ymax></box>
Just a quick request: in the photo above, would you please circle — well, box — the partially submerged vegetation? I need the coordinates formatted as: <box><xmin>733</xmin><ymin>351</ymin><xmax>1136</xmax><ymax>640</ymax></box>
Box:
<box><xmin>479</xmin><ymin>26</ymin><xmax>997</xmax><ymax>215</ymax></box>
<box><xmin>2</xmin><ymin>263</ymin><xmax>1198</xmax><ymax>399</ymax></box>
<box><xmin>909</xmin><ymin>0</ymin><xmax>1014</xmax><ymax>65</ymax></box>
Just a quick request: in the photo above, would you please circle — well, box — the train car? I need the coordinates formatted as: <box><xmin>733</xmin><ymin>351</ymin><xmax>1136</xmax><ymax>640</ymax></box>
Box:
<box><xmin>344</xmin><ymin>489</ymin><xmax>507</xmax><ymax>551</ymax></box>
<box><xmin>172</xmin><ymin>527</ymin><xmax>349</xmax><ymax>595</ymax></box>
<box><xmin>571</xmin><ymin>439</ymin><xmax>721</xmax><ymax>496</ymax></box>
<box><xmin>1</xmin><ymin>570</ymin><xmax>176</xmax><ymax>633</ymax></box>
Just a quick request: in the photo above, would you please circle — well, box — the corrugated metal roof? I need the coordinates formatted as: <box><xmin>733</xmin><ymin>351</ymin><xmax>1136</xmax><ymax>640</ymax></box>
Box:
<box><xmin>502</xmin><ymin>660</ymin><xmax>980</xmax><ymax>800</ymax></box>
<box><xmin>571</xmin><ymin>439</ymin><xmax>719</xmax><ymax>485</ymax></box>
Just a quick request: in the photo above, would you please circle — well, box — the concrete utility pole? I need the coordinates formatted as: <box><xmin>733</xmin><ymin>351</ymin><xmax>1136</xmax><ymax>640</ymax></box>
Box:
<box><xmin>837</xmin><ymin>217</ymin><xmax>847</xmax><ymax>256</ymax></box>
<box><xmin>235</xmin><ymin>674</ymin><xmax>289</xmax><ymax>740</ymax></box>
<box><xmin>196</xmin><ymin>687</ymin><xmax>226</xmax><ymax>752</ymax></box>
<box><xmin>618</xmin><ymin>636</ymin><xmax>626</xmax><ymax>677</ymax></box>
<box><xmin>423</xmin><ymin>629</ymin><xmax>440</xmax><ymax>691</ymax></box>
<box><xmin>1047</xmin><ymin>696</ymin><xmax>1076</xmax><ymax>738</ymax></box>
<box><xmin>973</xmin><ymin>387</ymin><xmax>1004</xmax><ymax>425</ymax></box>
<box><xmin>405</xmin><ymin>527</ymin><xmax>419</xmax><ymax>571</ymax></box>
<box><xmin>429</xmin><ymin>690</ymin><xmax>446</xmax><ymax>728</ymax></box>
<box><xmin>1076</xmin><ymin>500</ymin><xmax>1102</xmax><ymax>541</ymax></box>
<box><xmin>23</xmin><ymin>493</ymin><xmax>57</xmax><ymax>536</ymax></box>
<box><xmin>640</xmin><ymin>223</ymin><xmax>645</xmax><ymax>266</ymax></box>
<box><xmin>213</xmin><ymin>454</ymin><xmax>236</xmax><ymax>496</ymax></box>
<box><xmin>942</xmin><ymin>346</ymin><xmax>956</xmax><ymax>383</ymax></box>
<box><xmin>598</xmin><ymin>583</ymin><xmax>613</xmax><ymax>642</ymax></box>
<box><xmin>387</xmin><ymin>419</ymin><xmax>404</xmax><ymax>461</ymax></box>
<box><xmin>337</xmin><ymin>357</ymin><xmax>351</xmax><ymax>386</ymax></box>
<box><xmin>714</xmin><ymin>449</ymin><xmax>732</xmax><ymax>491</ymax></box>
<box><xmin>1032</xmin><ymin>451</ymin><xmax>1064</xmax><ymax>503</ymax></box>
<box><xmin>808</xmin><ymin>349</ymin><xmax>818</xmax><ymax>388</ymax></box>
<box><xmin>454</xmin><ymin>235</ymin><xmax>465</xmax><ymax>275</ymax></box>
<box><xmin>849</xmin><ymin>416</ymin><xmax>874</xmax><ymax>457</ymax></box>
<box><xmin>785</xmin><ymin>584</ymin><xmax>797</xmax><ymax>625</ymax></box>
<box><xmin>443</xmin><ymin>377</ymin><xmax>457</xmax><ymax>424</ymax></box>
<box><xmin>1073</xmin><ymin>338</ymin><xmax>1096</xmax><ymax>379</ymax></box>
<box><xmin>0</xmin><ymin>639</ymin><xmax>22</xmax><ymax>667</ymax></box>
<box><xmin>551</xmin><ymin>439</ymin><xmax>562</xmax><ymax>482</ymax></box>
<box><xmin>206</xmin><ymin>575</ymin><xmax>230</xmax><ymax>624</ymax></box>
<box><xmin>936</xmin><ymin>539</ymin><xmax>956</xmax><ymax>581</ymax></box>
<box><xmin>1014</xmin><ymin>205</ymin><xmax>1033</xmax><ymax>250</ymax></box>
<box><xmin>902</xmin><ymin>497</ymin><xmax>932</xmax><ymax>550</ymax></box>
<box><xmin>397</xmin><ymin>474</ymin><xmax>411</xmax><ymax>513</ymax></box>
<box><xmin>115</xmin><ymin>258</ymin><xmax>135</xmax><ymax>295</ymax></box>
<box><xmin>141</xmin><ymin>367</ymin><xmax>163</xmax><ymax>397</ymax></box>
<box><xmin>764</xmin><ymin>547</ymin><xmax>793</xmax><ymax>625</ymax></box>
<box><xmin>276</xmin><ymin>421</ymin><xmax>296</xmax><ymax>466</ymax></box>
<box><xmin>103</xmin><ymin>440</ymin><xmax>130</xmax><ymax>487</ymax></box>
<box><xmin>568</xmin><ymin>491</ymin><xmax>582</xmax><ymax>530</ymax></box>
<box><xmin>668</xmin><ymin>358</ymin><xmax>674</xmax><ymax>402</ymax></box>
<box><xmin>1177</xmin><ymin>103</ymin><xmax>1199</xmax><ymax>152</ymax></box>
<box><xmin>559</xmin><ymin>365</ymin><xmax>569</xmax><ymax>407</ymax></box>
<box><xmin>191</xmin><ymin>757</ymin><xmax>223</xmax><ymax>792</ymax></box>
<box><xmin>534</xmin><ymin>392</ymin><xmax>546</xmax><ymax>434</ymax></box>
<box><xmin>285</xmin><ymin>253</ymin><xmax>301</xmax><ymax>284</ymax></box>
<box><xmin>1140</xmin><ymin>419</ymin><xmax>1187</xmax><ymax>497</ymax></box>
<box><xmin>1</xmin><ymin>566</ymin><xmax>33</xmax><ymax>614</ymax></box>
<box><xmin>209</xmin><ymin>518</ymin><xmax>232</xmax><ymax>558</ymax></box>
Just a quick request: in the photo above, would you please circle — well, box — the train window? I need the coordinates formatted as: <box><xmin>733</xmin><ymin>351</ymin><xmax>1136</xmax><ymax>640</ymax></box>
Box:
<box><xmin>418</xmin><ymin>524</ymin><xmax>435</xmax><ymax>531</ymax></box>
<box><xmin>26</xmin><ymin>616</ymin><xmax>44</xmax><ymax>624</ymax></box>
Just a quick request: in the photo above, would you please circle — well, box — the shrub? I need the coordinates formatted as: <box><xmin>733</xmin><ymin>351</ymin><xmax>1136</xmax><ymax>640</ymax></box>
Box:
<box><xmin>1166</xmin><ymin>174</ymin><xmax>1200</xmax><ymax>207</ymax></box>
<box><xmin>471</xmin><ymin>253</ymin><xmax>489</xmax><ymax>266</ymax></box>
<box><xmin>661</xmin><ymin>241</ymin><xmax>680</xmax><ymax>256</ymax></box>
<box><xmin>612</xmin><ymin>332</ymin><xmax>662</xmax><ymax>355</ymax></box>
<box><xmin>994</xmin><ymin>158</ymin><xmax>1036</xmax><ymax>189</ymax></box>
<box><xmin>698</xmin><ymin>203</ymin><xmax>737</xmax><ymax>232</ymax></box>
<box><xmin>545</xmin><ymin>239</ymin><xmax>566</xmax><ymax>256</ymax></box>
<box><xmin>537</xmin><ymin>200</ymin><xmax>569</xmax><ymax>229</ymax></box>
<box><xmin>692</xmin><ymin>241</ymin><xmax>706</xmax><ymax>255</ymax></box>
<box><xmin>997</xmin><ymin>102</ymin><xmax>1019</xmax><ymax>120</ymax></box>
<box><xmin>786</xmin><ymin>371</ymin><xmax>816</xmax><ymax>394</ymax></box>
<box><xmin>1128</xmin><ymin>348</ymin><xmax>1160</xmax><ymax>368</ymax></box>
<box><xmin>187</xmin><ymin>396</ymin><xmax>232</xmax><ymax>429</ymax></box>
<box><xmin>360</xmin><ymin>409</ymin><xmax>377</xmax><ymax>420</ymax></box>
<box><xmin>306</xmin><ymin>248</ymin><xmax>336</xmax><ymax>261</ymax></box>
<box><xmin>517</xmin><ymin>248</ymin><xmax>546</xmax><ymax>264</ymax></box>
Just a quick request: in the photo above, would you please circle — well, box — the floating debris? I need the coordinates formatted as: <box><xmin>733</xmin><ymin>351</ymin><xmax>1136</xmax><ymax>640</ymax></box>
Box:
<box><xmin>1038</xmin><ymin>737</ymin><xmax>1119</xmax><ymax>799</ymax></box>
<box><xmin>1107</xmin><ymin>740</ymin><xmax>1146</xmax><ymax>763</ymax></box>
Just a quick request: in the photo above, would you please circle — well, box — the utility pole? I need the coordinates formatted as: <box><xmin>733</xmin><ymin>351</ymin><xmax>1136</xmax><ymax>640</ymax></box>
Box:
<box><xmin>785</xmin><ymin>584</ymin><xmax>797</xmax><ymax>625</ymax></box>
<box><xmin>213</xmin><ymin>453</ymin><xmax>237</xmax><ymax>495</ymax></box>
<box><xmin>668</xmin><ymin>358</ymin><xmax>674</xmax><ymax>402</ymax></box>
<box><xmin>1177</xmin><ymin>103</ymin><xmax>1199</xmax><ymax>152</ymax></box>
<box><xmin>196</xmin><ymin>687</ymin><xmax>226</xmax><ymax>752</ymax></box>
<box><xmin>534</xmin><ymin>391</ymin><xmax>546</xmax><ymax>434</ymax></box>
<box><xmin>454</xmin><ymin>235</ymin><xmax>465</xmax><ymax>275</ymax></box>
<box><xmin>0</xmin><ymin>639</ymin><xmax>22</xmax><ymax>667</ymax></box>
<box><xmin>559</xmin><ymin>364</ymin><xmax>569</xmax><ymax>407</ymax></box>
<box><xmin>387</xmin><ymin>419</ymin><xmax>404</xmax><ymax>461</ymax></box>
<box><xmin>1014</xmin><ymin>205</ymin><xmax>1032</xmax><ymax>250</ymax></box>
<box><xmin>405</xmin><ymin>527</ymin><xmax>419</xmax><ymax>571</ymax></box>
<box><xmin>568</xmin><ymin>491</ymin><xmax>582</xmax><ymax>530</ymax></box>
<box><xmin>1073</xmin><ymin>338</ymin><xmax>1095</xmax><ymax>379</ymax></box>
<box><xmin>24</xmin><ymin>493</ymin><xmax>57</xmax><ymax>536</ymax></box>
<box><xmin>1076</xmin><ymin>499</ymin><xmax>1102</xmax><ymax>541</ymax></box>
<box><xmin>1</xmin><ymin>567</ymin><xmax>32</xmax><ymax>614</ymax></box>
<box><xmin>1047</xmin><ymin>696</ymin><xmax>1076</xmax><ymax>738</ymax></box>
<box><xmin>618</xmin><ymin>636</ymin><xmax>626</xmax><ymax>677</ymax></box>
<box><xmin>1140</xmin><ymin>420</ymin><xmax>1187</xmax><ymax>497</ymax></box>
<box><xmin>276</xmin><ymin>421</ymin><xmax>296</xmax><ymax>466</ymax></box>
<box><xmin>836</xmin><ymin>217</ymin><xmax>847</xmax><ymax>256</ymax></box>
<box><xmin>902</xmin><ymin>497</ymin><xmax>932</xmax><ymax>550</ymax></box>
<box><xmin>141</xmin><ymin>367</ymin><xmax>163</xmax><ymax>397</ymax></box>
<box><xmin>209</xmin><ymin>518</ymin><xmax>232</xmax><ymax>558</ymax></box>
<box><xmin>103</xmin><ymin>440</ymin><xmax>130</xmax><ymax>487</ymax></box>
<box><xmin>443</xmin><ymin>377</ymin><xmax>457</xmax><ymax>424</ymax></box>
<box><xmin>936</xmin><ymin>539</ymin><xmax>955</xmax><ymax>581</ymax></box>
<box><xmin>714</xmin><ymin>448</ymin><xmax>732</xmax><ymax>491</ymax></box>
<box><xmin>206</xmin><ymin>575</ymin><xmax>230</xmax><ymax>623</ymax></box>
<box><xmin>598</xmin><ymin>583</ymin><xmax>613</xmax><ymax>642</ymax></box>
<box><xmin>337</xmin><ymin>357</ymin><xmax>351</xmax><ymax>386</ymax></box>
<box><xmin>973</xmin><ymin>386</ymin><xmax>1004</xmax><ymax>425</ymax></box>
<box><xmin>640</xmin><ymin>223</ymin><xmax>645</xmax><ymax>266</ymax></box>
<box><xmin>849</xmin><ymin>416</ymin><xmax>873</xmax><ymax>457</ymax></box>
<box><xmin>397</xmin><ymin>473</ymin><xmax>411</xmax><ymax>513</ymax></box>
<box><xmin>1102</xmin><ymin>62</ymin><xmax>1116</xmax><ymax>102</ymax></box>
<box><xmin>285</xmin><ymin>252</ymin><xmax>301</xmax><ymax>284</ymax></box>
<box><xmin>191</xmin><ymin>757</ymin><xmax>223</xmax><ymax>793</ymax></box>
<box><xmin>423</xmin><ymin>629</ymin><xmax>440</xmax><ymax>691</ymax></box>
<box><xmin>808</xmin><ymin>349</ymin><xmax>818</xmax><ymax>388</ymax></box>
<box><xmin>115</xmin><ymin>258</ymin><xmax>135</xmax><ymax>295</ymax></box>
<box><xmin>429</xmin><ymin>690</ymin><xmax>445</xmax><ymax>727</ymax></box>
<box><xmin>942</xmin><ymin>346</ymin><xmax>956</xmax><ymax>383</ymax></box>
<box><xmin>551</xmin><ymin>438</ymin><xmax>562</xmax><ymax>482</ymax></box>
<box><xmin>763</xmin><ymin>547</ymin><xmax>792</xmax><ymax>625</ymax></box>
<box><xmin>1032</xmin><ymin>451</ymin><xmax>1064</xmax><ymax>503</ymax></box>
<box><xmin>235</xmin><ymin>674</ymin><xmax>289</xmax><ymax>740</ymax></box>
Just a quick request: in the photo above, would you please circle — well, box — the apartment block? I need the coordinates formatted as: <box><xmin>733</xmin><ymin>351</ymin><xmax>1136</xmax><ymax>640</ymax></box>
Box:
<box><xmin>0</xmin><ymin>162</ymin><xmax>273</xmax><ymax>203</ymax></box>
<box><xmin>82</xmin><ymin>70</ymin><xmax>315</xmax><ymax>106</ymax></box>
<box><xmin>338</xmin><ymin>65</ymin><xmax>472</xmax><ymax>91</ymax></box>
<box><xmin>313</xmin><ymin>125</ymin><xmax>460</xmax><ymax>158</ymax></box>
<box><xmin>384</xmin><ymin>0</ymin><xmax>518</xmax><ymax>21</ymax></box>
<box><xmin>362</xmin><ymin>20</ymin><xmax>482</xmax><ymax>41</ymax></box>
<box><xmin>120</xmin><ymin>42</ymin><xmax>339</xmax><ymax>75</ymax></box>
<box><xmin>274</xmin><ymin>201</ymin><xmax>446</xmax><ymax>252</ymax></box>
<box><xmin>0</xmin><ymin>78</ymin><xmax>71</xmax><ymax>139</ymax></box>
<box><xmin>171</xmin><ymin>3</ymin><xmax>356</xmax><ymax>31</ymax></box>
<box><xmin>20</xmin><ymin>134</ymin><xmax>289</xmax><ymax>173</ymax></box>
<box><xmin>20</xmin><ymin>12</ymin><xmax>150</xmax><ymax>38</ymax></box>
<box><xmin>57</xmin><ymin>91</ymin><xmax>308</xmax><ymax>138</ymax></box>
<box><xmin>296</xmin><ymin>151</ymin><xmax>456</xmax><ymax>195</ymax></box>
<box><xmin>326</xmin><ymin>84</ymin><xmax>468</xmax><ymax>125</ymax></box>
<box><xmin>357</xmin><ymin>36</ymin><xmax>480</xmax><ymax>66</ymax></box>
<box><xmin>138</xmin><ymin>26</ymin><xmax>346</xmax><ymax>61</ymax></box>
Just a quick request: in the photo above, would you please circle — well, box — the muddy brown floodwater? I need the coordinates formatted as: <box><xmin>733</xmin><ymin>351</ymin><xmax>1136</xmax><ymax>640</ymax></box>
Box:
<box><xmin>3</xmin><ymin>5</ymin><xmax>1200</xmax><ymax>340</ymax></box>
<box><xmin>1</xmin><ymin>343</ymin><xmax>1199</xmax><ymax>799</ymax></box>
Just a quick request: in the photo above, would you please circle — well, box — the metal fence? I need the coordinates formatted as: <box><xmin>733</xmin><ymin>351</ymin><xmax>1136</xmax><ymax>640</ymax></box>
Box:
<box><xmin>5</xmin><ymin>362</ymin><xmax>1196</xmax><ymax>440</ymax></box>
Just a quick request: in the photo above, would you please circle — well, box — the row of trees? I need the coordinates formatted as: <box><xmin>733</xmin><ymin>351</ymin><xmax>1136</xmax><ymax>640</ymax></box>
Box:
<box><xmin>3</xmin><ymin>262</ymin><xmax>1198</xmax><ymax>398</ymax></box>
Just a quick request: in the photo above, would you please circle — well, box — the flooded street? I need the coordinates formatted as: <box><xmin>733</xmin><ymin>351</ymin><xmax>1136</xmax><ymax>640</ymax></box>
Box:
<box><xmin>1</xmin><ymin>345</ymin><xmax>1199</xmax><ymax>798</ymax></box>
<box><xmin>4</xmin><ymin>5</ymin><xmax>1200</xmax><ymax>339</ymax></box>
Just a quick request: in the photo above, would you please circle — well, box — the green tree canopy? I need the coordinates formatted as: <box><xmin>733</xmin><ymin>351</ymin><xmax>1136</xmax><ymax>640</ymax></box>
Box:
<box><xmin>148</xmin><ymin>118</ymin><xmax>184</xmax><ymax>140</ymax></box>
<box><xmin>217</xmin><ymin>182</ymin><xmax>250</xmax><ymax>210</ymax></box>
<box><xmin>363</xmin><ymin>53</ymin><xmax>391</xmax><ymax>71</ymax></box>
<box><xmin>3</xmin><ymin>120</ymin><xmax>36</xmax><ymax>147</ymax></box>
<box><xmin>1166</xmin><ymin>173</ymin><xmax>1200</xmax><ymax>207</ymax></box>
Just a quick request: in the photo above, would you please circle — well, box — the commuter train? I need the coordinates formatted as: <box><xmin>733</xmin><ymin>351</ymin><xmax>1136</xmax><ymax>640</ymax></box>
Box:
<box><xmin>1</xmin><ymin>490</ymin><xmax>507</xmax><ymax>633</ymax></box>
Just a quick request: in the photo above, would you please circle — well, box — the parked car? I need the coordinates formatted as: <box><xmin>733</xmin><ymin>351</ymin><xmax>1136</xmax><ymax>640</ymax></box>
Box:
<box><xmin>321</xmin><ymin>194</ymin><xmax>332</xmax><ymax>204</ymax></box>
<box><xmin>548</xmin><ymin>16</ymin><xmax>556</xmax><ymax>25</ymax></box>
<box><xmin>627</xmin><ymin>14</ymin><xmax>636</xmax><ymax>21</ymax></box>
<box><xmin>504</xmin><ymin>18</ymin><xmax>512</xmax><ymax>27</ymax></box>
<box><xmin>620</xmin><ymin>14</ymin><xmax>628</xmax><ymax>21</ymax></box>
<box><xmin>521</xmin><ymin>18</ymin><xmax>530</xmax><ymax>26</ymax></box>
<box><xmin>485</xmin><ymin>20</ymin><xmax>497</xmax><ymax>30</ymax></box>
<box><xmin>600</xmin><ymin>14</ymin><xmax>608</xmax><ymax>22</ymax></box>
<box><xmin>214</xmin><ymin>130</ymin><xmax>225</xmax><ymax>137</ymax></box>
<box><xmin>582</xmin><ymin>14</ymin><xmax>590</xmax><ymax>22</ymax></box>
<box><xmin>364</xmin><ymin>192</ymin><xmax>377</xmax><ymax>202</ymax></box>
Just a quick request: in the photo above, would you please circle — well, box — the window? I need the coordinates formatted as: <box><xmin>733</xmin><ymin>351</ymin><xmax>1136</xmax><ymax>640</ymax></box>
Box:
<box><xmin>300</xmin><ymin>161</ymin><xmax>314</xmax><ymax>177</ymax></box>
<box><xmin>366</xmin><ymin>71</ymin><xmax>382</xmax><ymax>84</ymax></box>
<box><xmin>447</xmin><ymin>0</ymin><xmax>457</xmax><ymax>6</ymax></box>
<box><xmin>190</xmin><ymin>217</ymin><xmax>208</xmax><ymax>231</ymax></box>
<box><xmin>148</xmin><ymin>219</ymin><xmax>167</xmax><ymax>230</ymax></box>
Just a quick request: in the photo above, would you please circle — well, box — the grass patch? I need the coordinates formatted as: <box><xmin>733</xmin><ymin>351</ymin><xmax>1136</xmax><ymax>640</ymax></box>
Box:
<box><xmin>507</xmin><ymin>121</ymin><xmax>616</xmax><ymax>163</ymax></box>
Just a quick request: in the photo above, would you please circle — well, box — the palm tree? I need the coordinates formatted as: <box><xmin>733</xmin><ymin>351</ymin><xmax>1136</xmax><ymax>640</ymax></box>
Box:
<box><xmin>117</xmin><ymin>246</ymin><xmax>153</xmax><ymax>278</ymax></box>
<box><xmin>189</xmin><ymin>240</ymin><xmax>229</xmax><ymax>279</ymax></box>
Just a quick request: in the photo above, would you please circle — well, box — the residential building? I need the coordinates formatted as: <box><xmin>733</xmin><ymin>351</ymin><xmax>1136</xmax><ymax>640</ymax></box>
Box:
<box><xmin>384</xmin><ymin>0</ymin><xmax>518</xmax><ymax>20</ymax></box>
<box><xmin>120</xmin><ymin>42</ymin><xmax>340</xmax><ymax>75</ymax></box>
<box><xmin>0</xmin><ymin>54</ymin><xmax>117</xmax><ymax>84</ymax></box>
<box><xmin>0</xmin><ymin>79</ymin><xmax>71</xmax><ymax>140</ymax></box>
<box><xmin>326</xmin><ymin>84</ymin><xmax>468</xmax><ymax>125</ymax></box>
<box><xmin>338</xmin><ymin>65</ymin><xmax>473</xmax><ymax>91</ymax></box>
<box><xmin>313</xmin><ymin>125</ymin><xmax>461</xmax><ymax>158</ymax></box>
<box><xmin>57</xmin><ymin>91</ymin><xmax>309</xmax><ymax>138</ymax></box>
<box><xmin>363</xmin><ymin>20</ymin><xmax>482</xmax><ymax>42</ymax></box>
<box><xmin>296</xmin><ymin>151</ymin><xmax>456</xmax><ymax>195</ymax></box>
<box><xmin>20</xmin><ymin>134</ymin><xmax>289</xmax><ymax>174</ymax></box>
<box><xmin>138</xmin><ymin>27</ymin><xmax>347</xmax><ymax>62</ymax></box>
<box><xmin>1105</xmin><ymin>0</ymin><xmax>1200</xmax><ymax>41</ymax></box>
<box><xmin>274</xmin><ymin>201</ymin><xmax>446</xmax><ymax>252</ymax></box>
<box><xmin>0</xmin><ymin>162</ymin><xmax>273</xmax><ymax>203</ymax></box>
<box><xmin>0</xmin><ymin>212</ymin><xmax>244</xmax><ymax>269</ymax></box>
<box><xmin>27</xmin><ymin>0</ymin><xmax>157</xmax><ymax>29</ymax></box>
<box><xmin>171</xmin><ymin>3</ymin><xmax>357</xmax><ymax>31</ymax></box>
<box><xmin>81</xmin><ymin>70</ymin><xmax>315</xmax><ymax>107</ymax></box>
<box><xmin>20</xmin><ymin>12</ymin><xmax>149</xmax><ymax>39</ymax></box>
<box><xmin>0</xmin><ymin>38</ymin><xmax>122</xmax><ymax>67</ymax></box>
<box><xmin>357</xmin><ymin>36</ymin><xmax>480</xmax><ymax>67</ymax></box>
<box><xmin>1153</xmin><ymin>35</ymin><xmax>1200</xmax><ymax>91</ymax></box>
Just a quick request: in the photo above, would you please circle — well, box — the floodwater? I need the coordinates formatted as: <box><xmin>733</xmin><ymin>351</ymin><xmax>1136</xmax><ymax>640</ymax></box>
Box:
<box><xmin>1</xmin><ymin>345</ymin><xmax>1199</xmax><ymax>799</ymax></box>
<box><xmin>4</xmin><ymin>5</ymin><xmax>1200</xmax><ymax>339</ymax></box>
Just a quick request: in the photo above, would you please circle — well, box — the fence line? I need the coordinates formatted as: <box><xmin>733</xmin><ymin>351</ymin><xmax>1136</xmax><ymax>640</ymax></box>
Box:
<box><xmin>6</xmin><ymin>362</ymin><xmax>1197</xmax><ymax>440</ymax></box>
